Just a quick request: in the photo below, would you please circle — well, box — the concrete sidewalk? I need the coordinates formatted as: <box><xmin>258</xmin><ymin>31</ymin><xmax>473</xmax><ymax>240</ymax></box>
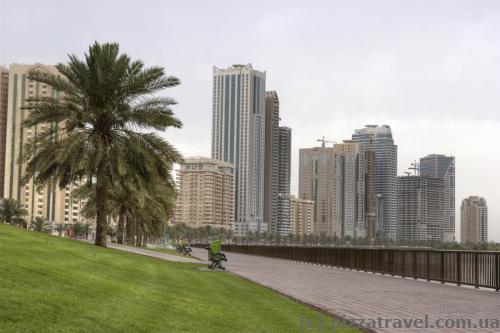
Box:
<box><xmin>107</xmin><ymin>242</ymin><xmax>207</xmax><ymax>264</ymax></box>
<box><xmin>190</xmin><ymin>247</ymin><xmax>500</xmax><ymax>333</ymax></box>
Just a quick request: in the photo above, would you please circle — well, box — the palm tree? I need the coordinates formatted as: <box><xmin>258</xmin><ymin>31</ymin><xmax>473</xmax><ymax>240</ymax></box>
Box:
<box><xmin>74</xmin><ymin>181</ymin><xmax>141</xmax><ymax>244</ymax></box>
<box><xmin>55</xmin><ymin>223</ymin><xmax>66</xmax><ymax>236</ymax></box>
<box><xmin>21</xmin><ymin>42</ymin><xmax>183</xmax><ymax>247</ymax></box>
<box><xmin>0</xmin><ymin>198</ymin><xmax>28</xmax><ymax>226</ymax></box>
<box><xmin>74</xmin><ymin>180</ymin><xmax>175</xmax><ymax>246</ymax></box>
<box><xmin>31</xmin><ymin>216</ymin><xmax>49</xmax><ymax>232</ymax></box>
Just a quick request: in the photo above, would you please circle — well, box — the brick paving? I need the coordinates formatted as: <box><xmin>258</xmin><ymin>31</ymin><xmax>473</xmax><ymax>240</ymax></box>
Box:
<box><xmin>192</xmin><ymin>248</ymin><xmax>500</xmax><ymax>333</ymax></box>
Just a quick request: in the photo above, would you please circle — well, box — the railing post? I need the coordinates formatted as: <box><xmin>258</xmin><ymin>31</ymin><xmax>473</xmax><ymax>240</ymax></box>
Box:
<box><xmin>380</xmin><ymin>250</ymin><xmax>384</xmax><ymax>274</ymax></box>
<box><xmin>413</xmin><ymin>251</ymin><xmax>417</xmax><ymax>279</ymax></box>
<box><xmin>457</xmin><ymin>252</ymin><xmax>461</xmax><ymax>286</ymax></box>
<box><xmin>372</xmin><ymin>250</ymin><xmax>376</xmax><ymax>273</ymax></box>
<box><xmin>426</xmin><ymin>251</ymin><xmax>431</xmax><ymax>281</ymax></box>
<box><xmin>475</xmin><ymin>252</ymin><xmax>479</xmax><ymax>289</ymax></box>
<box><xmin>390</xmin><ymin>251</ymin><xmax>394</xmax><ymax>276</ymax></box>
<box><xmin>363</xmin><ymin>249</ymin><xmax>370</xmax><ymax>272</ymax></box>
<box><xmin>440</xmin><ymin>251</ymin><xmax>445</xmax><ymax>283</ymax></box>
<box><xmin>496</xmin><ymin>253</ymin><xmax>499</xmax><ymax>292</ymax></box>
<box><xmin>402</xmin><ymin>251</ymin><xmax>406</xmax><ymax>278</ymax></box>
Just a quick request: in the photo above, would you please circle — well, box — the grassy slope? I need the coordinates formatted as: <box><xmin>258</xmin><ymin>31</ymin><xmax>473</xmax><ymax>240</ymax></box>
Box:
<box><xmin>0</xmin><ymin>225</ymin><xmax>357</xmax><ymax>333</ymax></box>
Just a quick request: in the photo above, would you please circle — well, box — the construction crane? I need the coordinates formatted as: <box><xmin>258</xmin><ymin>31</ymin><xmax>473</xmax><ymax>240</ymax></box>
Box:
<box><xmin>317</xmin><ymin>136</ymin><xmax>336</xmax><ymax>148</ymax></box>
<box><xmin>408</xmin><ymin>161</ymin><xmax>419</xmax><ymax>176</ymax></box>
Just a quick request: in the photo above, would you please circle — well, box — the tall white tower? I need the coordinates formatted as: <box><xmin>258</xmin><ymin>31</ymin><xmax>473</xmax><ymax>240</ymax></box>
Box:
<box><xmin>211</xmin><ymin>64</ymin><xmax>266</xmax><ymax>235</ymax></box>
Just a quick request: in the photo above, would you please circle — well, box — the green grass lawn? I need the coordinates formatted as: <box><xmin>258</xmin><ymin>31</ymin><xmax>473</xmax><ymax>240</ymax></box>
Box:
<box><xmin>0</xmin><ymin>224</ymin><xmax>357</xmax><ymax>333</ymax></box>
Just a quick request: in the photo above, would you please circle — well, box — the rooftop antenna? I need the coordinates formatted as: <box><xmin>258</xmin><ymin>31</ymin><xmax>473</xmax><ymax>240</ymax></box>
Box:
<box><xmin>317</xmin><ymin>136</ymin><xmax>336</xmax><ymax>148</ymax></box>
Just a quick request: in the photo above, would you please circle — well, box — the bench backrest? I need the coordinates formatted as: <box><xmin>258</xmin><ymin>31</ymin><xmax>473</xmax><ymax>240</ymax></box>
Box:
<box><xmin>210</xmin><ymin>240</ymin><xmax>221</xmax><ymax>255</ymax></box>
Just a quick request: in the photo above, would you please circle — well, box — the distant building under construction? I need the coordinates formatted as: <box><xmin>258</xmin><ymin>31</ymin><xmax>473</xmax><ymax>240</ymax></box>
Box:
<box><xmin>397</xmin><ymin>175</ymin><xmax>445</xmax><ymax>241</ymax></box>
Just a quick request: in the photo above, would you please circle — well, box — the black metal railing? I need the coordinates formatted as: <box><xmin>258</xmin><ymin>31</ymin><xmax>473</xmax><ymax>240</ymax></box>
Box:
<box><xmin>219</xmin><ymin>245</ymin><xmax>500</xmax><ymax>291</ymax></box>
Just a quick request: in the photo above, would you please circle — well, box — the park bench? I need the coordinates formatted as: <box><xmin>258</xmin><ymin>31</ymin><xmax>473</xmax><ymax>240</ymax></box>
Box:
<box><xmin>176</xmin><ymin>242</ymin><xmax>192</xmax><ymax>256</ymax></box>
<box><xmin>207</xmin><ymin>240</ymin><xmax>227</xmax><ymax>270</ymax></box>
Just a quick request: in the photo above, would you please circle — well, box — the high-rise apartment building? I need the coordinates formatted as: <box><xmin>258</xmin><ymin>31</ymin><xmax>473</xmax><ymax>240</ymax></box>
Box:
<box><xmin>299</xmin><ymin>145</ymin><xmax>336</xmax><ymax>235</ymax></box>
<box><xmin>277</xmin><ymin>127</ymin><xmax>292</xmax><ymax>195</ymax></box>
<box><xmin>264</xmin><ymin>91</ymin><xmax>280</xmax><ymax>233</ymax></box>
<box><xmin>211</xmin><ymin>64</ymin><xmax>266</xmax><ymax>236</ymax></box>
<box><xmin>263</xmin><ymin>91</ymin><xmax>292</xmax><ymax>236</ymax></box>
<box><xmin>333</xmin><ymin>141</ymin><xmax>375</xmax><ymax>239</ymax></box>
<box><xmin>397</xmin><ymin>175</ymin><xmax>444</xmax><ymax>241</ymax></box>
<box><xmin>352</xmin><ymin>125</ymin><xmax>398</xmax><ymax>240</ymax></box>
<box><xmin>3</xmin><ymin>64</ymin><xmax>89</xmax><ymax>226</ymax></box>
<box><xmin>420</xmin><ymin>154</ymin><xmax>455</xmax><ymax>241</ymax></box>
<box><xmin>276</xmin><ymin>126</ymin><xmax>292</xmax><ymax>236</ymax></box>
<box><xmin>0</xmin><ymin>66</ymin><xmax>9</xmax><ymax>196</ymax></box>
<box><xmin>173</xmin><ymin>157</ymin><xmax>234</xmax><ymax>229</ymax></box>
<box><xmin>460</xmin><ymin>196</ymin><xmax>487</xmax><ymax>244</ymax></box>
<box><xmin>290</xmin><ymin>195</ymin><xmax>314</xmax><ymax>237</ymax></box>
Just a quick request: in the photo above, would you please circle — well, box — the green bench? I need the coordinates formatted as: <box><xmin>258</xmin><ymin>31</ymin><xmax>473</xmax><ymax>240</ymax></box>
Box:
<box><xmin>175</xmin><ymin>241</ymin><xmax>192</xmax><ymax>256</ymax></box>
<box><xmin>207</xmin><ymin>240</ymin><xmax>227</xmax><ymax>270</ymax></box>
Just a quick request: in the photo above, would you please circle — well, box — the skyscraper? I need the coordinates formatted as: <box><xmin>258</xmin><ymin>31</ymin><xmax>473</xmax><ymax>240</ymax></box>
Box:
<box><xmin>276</xmin><ymin>126</ymin><xmax>292</xmax><ymax>236</ymax></box>
<box><xmin>352</xmin><ymin>125</ymin><xmax>398</xmax><ymax>240</ymax></box>
<box><xmin>173</xmin><ymin>157</ymin><xmax>234</xmax><ymax>229</ymax></box>
<box><xmin>420</xmin><ymin>154</ymin><xmax>455</xmax><ymax>241</ymax></box>
<box><xmin>333</xmin><ymin>141</ymin><xmax>375</xmax><ymax>239</ymax></box>
<box><xmin>263</xmin><ymin>91</ymin><xmax>292</xmax><ymax>236</ymax></box>
<box><xmin>460</xmin><ymin>196</ymin><xmax>488</xmax><ymax>244</ymax></box>
<box><xmin>3</xmin><ymin>64</ymin><xmax>89</xmax><ymax>226</ymax></box>
<box><xmin>299</xmin><ymin>145</ymin><xmax>336</xmax><ymax>235</ymax></box>
<box><xmin>397</xmin><ymin>175</ymin><xmax>444</xmax><ymax>241</ymax></box>
<box><xmin>0</xmin><ymin>66</ymin><xmax>9</xmax><ymax>196</ymax></box>
<box><xmin>211</xmin><ymin>64</ymin><xmax>266</xmax><ymax>236</ymax></box>
<box><xmin>264</xmin><ymin>91</ymin><xmax>279</xmax><ymax>233</ymax></box>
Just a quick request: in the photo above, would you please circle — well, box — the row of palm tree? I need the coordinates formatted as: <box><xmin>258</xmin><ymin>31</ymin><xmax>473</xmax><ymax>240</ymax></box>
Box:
<box><xmin>20</xmin><ymin>42</ymin><xmax>182</xmax><ymax>247</ymax></box>
<box><xmin>0</xmin><ymin>199</ymin><xmax>91</xmax><ymax>238</ymax></box>
<box><xmin>165</xmin><ymin>224</ymin><xmax>233</xmax><ymax>244</ymax></box>
<box><xmin>0</xmin><ymin>198</ymin><xmax>28</xmax><ymax>226</ymax></box>
<box><xmin>162</xmin><ymin>225</ymin><xmax>486</xmax><ymax>250</ymax></box>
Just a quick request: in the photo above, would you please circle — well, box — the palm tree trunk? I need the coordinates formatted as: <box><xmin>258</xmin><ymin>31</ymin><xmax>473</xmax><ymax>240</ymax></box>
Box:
<box><xmin>135</xmin><ymin>219</ymin><xmax>141</xmax><ymax>246</ymax></box>
<box><xmin>94</xmin><ymin>171</ymin><xmax>108</xmax><ymax>247</ymax></box>
<box><xmin>117</xmin><ymin>208</ymin><xmax>125</xmax><ymax>244</ymax></box>
<box><xmin>126</xmin><ymin>216</ymin><xmax>134</xmax><ymax>245</ymax></box>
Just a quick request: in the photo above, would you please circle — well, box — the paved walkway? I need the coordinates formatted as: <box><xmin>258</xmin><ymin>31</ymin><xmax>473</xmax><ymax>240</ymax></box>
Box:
<box><xmin>107</xmin><ymin>242</ymin><xmax>206</xmax><ymax>264</ymax></box>
<box><xmin>191</xmin><ymin>248</ymin><xmax>499</xmax><ymax>333</ymax></box>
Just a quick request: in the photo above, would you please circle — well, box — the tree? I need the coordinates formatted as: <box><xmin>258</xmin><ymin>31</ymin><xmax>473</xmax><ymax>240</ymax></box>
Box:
<box><xmin>74</xmin><ymin>180</ymin><xmax>176</xmax><ymax>246</ymax></box>
<box><xmin>22</xmin><ymin>42</ymin><xmax>183</xmax><ymax>247</ymax></box>
<box><xmin>71</xmin><ymin>223</ymin><xmax>87</xmax><ymax>239</ymax></box>
<box><xmin>55</xmin><ymin>223</ymin><xmax>66</xmax><ymax>236</ymax></box>
<box><xmin>0</xmin><ymin>198</ymin><xmax>28</xmax><ymax>226</ymax></box>
<box><xmin>74</xmin><ymin>181</ymin><xmax>141</xmax><ymax>244</ymax></box>
<box><xmin>31</xmin><ymin>216</ymin><xmax>49</xmax><ymax>232</ymax></box>
<box><xmin>107</xmin><ymin>224</ymin><xmax>117</xmax><ymax>242</ymax></box>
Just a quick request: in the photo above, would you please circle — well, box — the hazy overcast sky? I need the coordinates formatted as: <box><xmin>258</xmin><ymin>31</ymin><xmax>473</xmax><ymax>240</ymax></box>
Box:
<box><xmin>1</xmin><ymin>0</ymin><xmax>499</xmax><ymax>241</ymax></box>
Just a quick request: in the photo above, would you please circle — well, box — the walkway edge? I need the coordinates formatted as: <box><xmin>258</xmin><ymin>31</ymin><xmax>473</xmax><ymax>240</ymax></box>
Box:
<box><xmin>229</xmin><ymin>270</ymin><xmax>376</xmax><ymax>333</ymax></box>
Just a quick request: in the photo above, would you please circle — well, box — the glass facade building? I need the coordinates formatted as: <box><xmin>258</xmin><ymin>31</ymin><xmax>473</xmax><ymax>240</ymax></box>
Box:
<box><xmin>352</xmin><ymin>125</ymin><xmax>398</xmax><ymax>241</ymax></box>
<box><xmin>211</xmin><ymin>64</ymin><xmax>266</xmax><ymax>235</ymax></box>
<box><xmin>420</xmin><ymin>154</ymin><xmax>455</xmax><ymax>241</ymax></box>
